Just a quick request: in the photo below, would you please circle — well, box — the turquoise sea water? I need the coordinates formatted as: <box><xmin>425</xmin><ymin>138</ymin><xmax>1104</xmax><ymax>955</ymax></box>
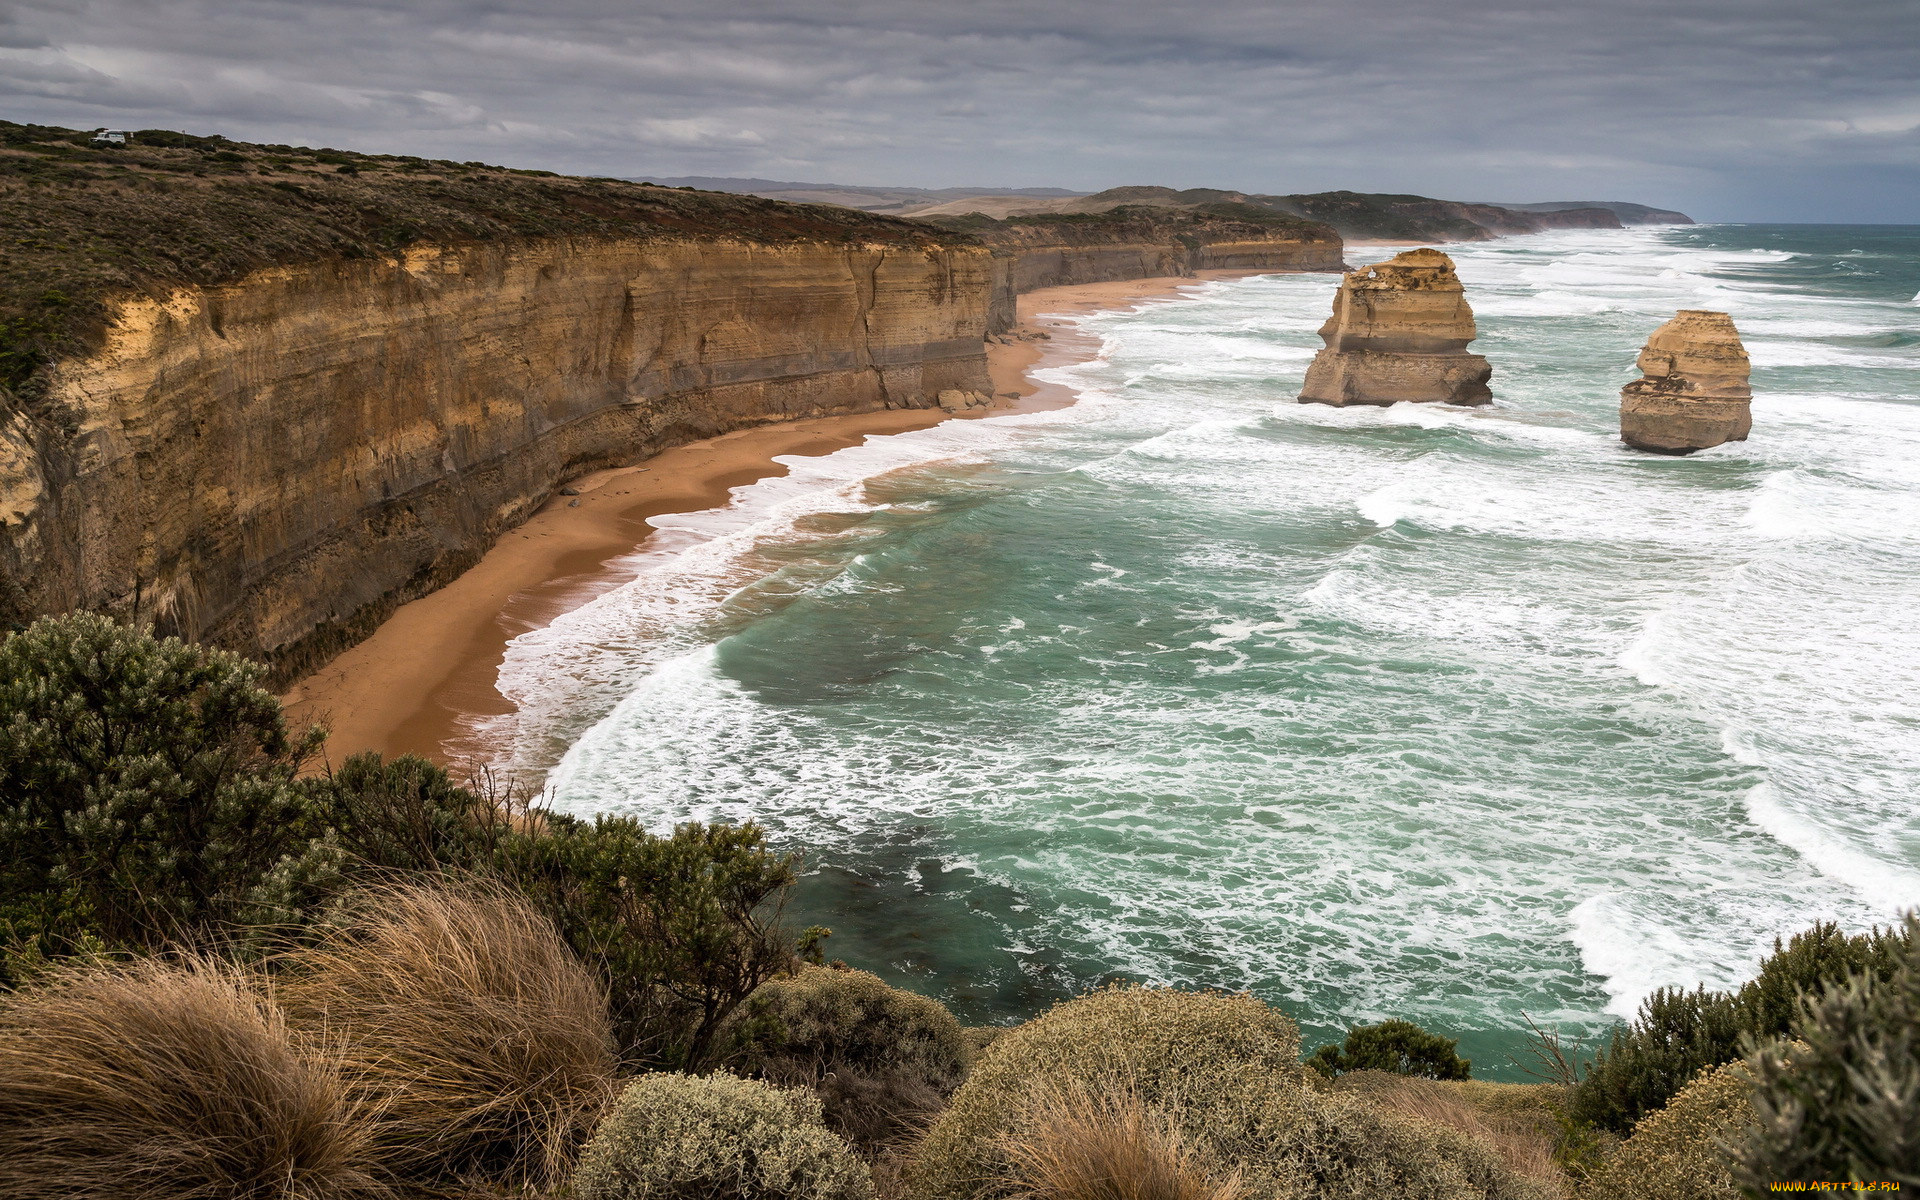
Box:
<box><xmin>479</xmin><ymin>225</ymin><xmax>1920</xmax><ymax>1076</ymax></box>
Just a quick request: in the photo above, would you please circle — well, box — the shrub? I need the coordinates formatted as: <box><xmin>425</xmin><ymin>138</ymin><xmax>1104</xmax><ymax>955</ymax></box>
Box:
<box><xmin>303</xmin><ymin>751</ymin><xmax>525</xmax><ymax>877</ymax></box>
<box><xmin>733</xmin><ymin>964</ymin><xmax>974</xmax><ymax>1149</ymax></box>
<box><xmin>502</xmin><ymin>815</ymin><xmax>798</xmax><ymax>1071</ymax></box>
<box><xmin>1733</xmin><ymin>921</ymin><xmax>1910</xmax><ymax>1045</ymax></box>
<box><xmin>1579</xmin><ymin>1060</ymin><xmax>1754</xmax><ymax>1200</ymax></box>
<box><xmin>1309</xmin><ymin>1019</ymin><xmax>1472</xmax><ymax>1080</ymax></box>
<box><xmin>277</xmin><ymin>880</ymin><xmax>617</xmax><ymax>1188</ymax></box>
<box><xmin>1570</xmin><ymin>921</ymin><xmax>1914</xmax><ymax>1135</ymax></box>
<box><xmin>1741</xmin><ymin>923</ymin><xmax>1920</xmax><ymax>1189</ymax></box>
<box><xmin>1568</xmin><ymin>986</ymin><xmax>1743</xmax><ymax>1135</ymax></box>
<box><xmin>572</xmin><ymin>1072</ymin><xmax>873</xmax><ymax>1200</ymax></box>
<box><xmin>290</xmin><ymin>755</ymin><xmax>799</xmax><ymax>1075</ymax></box>
<box><xmin>0</xmin><ymin>955</ymin><xmax>378</xmax><ymax>1200</ymax></box>
<box><xmin>1335</xmin><ymin>1073</ymin><xmax>1566</xmax><ymax>1193</ymax></box>
<box><xmin>0</xmin><ymin>614</ymin><xmax>322</xmax><ymax>958</ymax></box>
<box><xmin>909</xmin><ymin>985</ymin><xmax>1540</xmax><ymax>1200</ymax></box>
<box><xmin>998</xmin><ymin>1078</ymin><xmax>1243</xmax><ymax>1200</ymax></box>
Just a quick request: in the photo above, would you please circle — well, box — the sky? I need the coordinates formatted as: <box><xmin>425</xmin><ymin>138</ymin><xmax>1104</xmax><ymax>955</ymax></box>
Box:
<box><xmin>2</xmin><ymin>0</ymin><xmax>1916</xmax><ymax>222</ymax></box>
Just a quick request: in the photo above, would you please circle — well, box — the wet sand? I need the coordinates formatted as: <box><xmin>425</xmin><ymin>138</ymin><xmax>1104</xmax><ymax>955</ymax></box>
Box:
<box><xmin>282</xmin><ymin>272</ymin><xmax>1268</xmax><ymax>769</ymax></box>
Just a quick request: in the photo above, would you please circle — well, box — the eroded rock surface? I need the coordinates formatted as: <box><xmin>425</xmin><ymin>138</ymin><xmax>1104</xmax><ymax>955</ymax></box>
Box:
<box><xmin>1298</xmin><ymin>248</ymin><xmax>1493</xmax><ymax>407</ymax></box>
<box><xmin>1619</xmin><ymin>310</ymin><xmax>1752</xmax><ymax>454</ymax></box>
<box><xmin>0</xmin><ymin>238</ymin><xmax>993</xmax><ymax>675</ymax></box>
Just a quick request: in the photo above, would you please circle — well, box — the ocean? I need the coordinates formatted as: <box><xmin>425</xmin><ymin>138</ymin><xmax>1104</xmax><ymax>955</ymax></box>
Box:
<box><xmin>478</xmin><ymin>224</ymin><xmax>1920</xmax><ymax>1077</ymax></box>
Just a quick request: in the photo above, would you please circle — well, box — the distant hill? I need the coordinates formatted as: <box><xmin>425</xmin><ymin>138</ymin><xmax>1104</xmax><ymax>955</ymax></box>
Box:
<box><xmin>632</xmin><ymin>177</ymin><xmax>1087</xmax><ymax>214</ymax></box>
<box><xmin>1491</xmin><ymin>201</ymin><xmax>1694</xmax><ymax>224</ymax></box>
<box><xmin>902</xmin><ymin>185</ymin><xmax>1625</xmax><ymax>244</ymax></box>
<box><xmin>633</xmin><ymin>177</ymin><xmax>1688</xmax><ymax>241</ymax></box>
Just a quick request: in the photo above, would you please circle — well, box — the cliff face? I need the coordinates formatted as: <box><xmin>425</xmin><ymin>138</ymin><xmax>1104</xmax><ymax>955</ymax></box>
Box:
<box><xmin>1619</xmin><ymin>310</ymin><xmax>1752</xmax><ymax>454</ymax></box>
<box><xmin>947</xmin><ymin>206</ymin><xmax>1345</xmax><ymax>334</ymax></box>
<box><xmin>1</xmin><ymin>236</ymin><xmax>992</xmax><ymax>674</ymax></box>
<box><xmin>1299</xmin><ymin>248</ymin><xmax>1493</xmax><ymax>407</ymax></box>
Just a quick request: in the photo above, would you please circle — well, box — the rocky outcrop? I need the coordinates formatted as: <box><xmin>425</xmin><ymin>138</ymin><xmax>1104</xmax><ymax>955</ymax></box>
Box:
<box><xmin>1619</xmin><ymin>310</ymin><xmax>1752</xmax><ymax>454</ymax></box>
<box><xmin>1</xmin><ymin>237</ymin><xmax>993</xmax><ymax>675</ymax></box>
<box><xmin>1298</xmin><ymin>249</ymin><xmax>1493</xmax><ymax>407</ymax></box>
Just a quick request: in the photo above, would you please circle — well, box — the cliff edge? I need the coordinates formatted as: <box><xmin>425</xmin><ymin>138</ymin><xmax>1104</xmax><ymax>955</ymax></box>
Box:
<box><xmin>923</xmin><ymin>203</ymin><xmax>1344</xmax><ymax>333</ymax></box>
<box><xmin>0</xmin><ymin>122</ymin><xmax>993</xmax><ymax>676</ymax></box>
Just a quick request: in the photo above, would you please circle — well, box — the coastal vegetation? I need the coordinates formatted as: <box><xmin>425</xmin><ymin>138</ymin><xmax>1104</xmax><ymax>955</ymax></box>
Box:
<box><xmin>1</xmin><ymin>614</ymin><xmax>1914</xmax><ymax>1196</ymax></box>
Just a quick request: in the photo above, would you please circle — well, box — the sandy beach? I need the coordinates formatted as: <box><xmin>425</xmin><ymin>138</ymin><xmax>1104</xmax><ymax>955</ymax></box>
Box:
<box><xmin>282</xmin><ymin>272</ymin><xmax>1270</xmax><ymax>770</ymax></box>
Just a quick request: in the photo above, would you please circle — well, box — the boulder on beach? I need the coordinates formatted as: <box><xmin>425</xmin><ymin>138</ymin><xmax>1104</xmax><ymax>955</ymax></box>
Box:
<box><xmin>1298</xmin><ymin>248</ymin><xmax>1493</xmax><ymax>407</ymax></box>
<box><xmin>1619</xmin><ymin>310</ymin><xmax>1752</xmax><ymax>454</ymax></box>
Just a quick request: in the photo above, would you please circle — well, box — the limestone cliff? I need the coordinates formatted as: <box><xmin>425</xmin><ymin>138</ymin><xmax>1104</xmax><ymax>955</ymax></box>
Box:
<box><xmin>0</xmin><ymin>121</ymin><xmax>993</xmax><ymax>675</ymax></box>
<box><xmin>930</xmin><ymin>205</ymin><xmax>1344</xmax><ymax>334</ymax></box>
<box><xmin>1619</xmin><ymin>310</ymin><xmax>1752</xmax><ymax>454</ymax></box>
<box><xmin>1298</xmin><ymin>248</ymin><xmax>1493</xmax><ymax>407</ymax></box>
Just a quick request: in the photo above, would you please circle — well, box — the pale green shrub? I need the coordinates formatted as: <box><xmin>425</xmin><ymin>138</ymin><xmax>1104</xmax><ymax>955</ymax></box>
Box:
<box><xmin>1742</xmin><ymin>939</ymin><xmax>1920</xmax><ymax>1187</ymax></box>
<box><xmin>733</xmin><ymin>964</ymin><xmax>972</xmax><ymax>1147</ymax></box>
<box><xmin>907</xmin><ymin>985</ymin><xmax>1541</xmax><ymax>1200</ymax></box>
<box><xmin>1580</xmin><ymin>1061</ymin><xmax>1755</xmax><ymax>1200</ymax></box>
<box><xmin>573</xmin><ymin>1072</ymin><xmax>873</xmax><ymax>1200</ymax></box>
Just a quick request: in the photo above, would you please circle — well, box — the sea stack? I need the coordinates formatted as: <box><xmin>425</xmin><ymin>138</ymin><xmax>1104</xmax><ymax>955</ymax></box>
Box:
<box><xmin>1298</xmin><ymin>248</ymin><xmax>1493</xmax><ymax>407</ymax></box>
<box><xmin>1618</xmin><ymin>310</ymin><xmax>1752</xmax><ymax>454</ymax></box>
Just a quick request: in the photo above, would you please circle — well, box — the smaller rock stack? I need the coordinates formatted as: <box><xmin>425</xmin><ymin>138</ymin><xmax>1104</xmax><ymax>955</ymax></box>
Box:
<box><xmin>1619</xmin><ymin>310</ymin><xmax>1752</xmax><ymax>454</ymax></box>
<box><xmin>1298</xmin><ymin>248</ymin><xmax>1493</xmax><ymax>407</ymax></box>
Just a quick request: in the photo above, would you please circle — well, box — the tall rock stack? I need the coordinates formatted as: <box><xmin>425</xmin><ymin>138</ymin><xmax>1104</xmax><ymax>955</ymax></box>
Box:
<box><xmin>1298</xmin><ymin>248</ymin><xmax>1493</xmax><ymax>407</ymax></box>
<box><xmin>1619</xmin><ymin>310</ymin><xmax>1752</xmax><ymax>454</ymax></box>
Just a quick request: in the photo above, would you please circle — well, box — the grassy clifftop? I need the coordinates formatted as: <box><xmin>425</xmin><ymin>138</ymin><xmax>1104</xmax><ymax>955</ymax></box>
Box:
<box><xmin>0</xmin><ymin>121</ymin><xmax>972</xmax><ymax>397</ymax></box>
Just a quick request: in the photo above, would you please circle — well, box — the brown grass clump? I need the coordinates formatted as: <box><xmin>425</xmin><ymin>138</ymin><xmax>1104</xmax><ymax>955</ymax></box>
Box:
<box><xmin>0</xmin><ymin>955</ymin><xmax>380</xmax><ymax>1200</ymax></box>
<box><xmin>998</xmin><ymin>1079</ymin><xmax>1243</xmax><ymax>1200</ymax></box>
<box><xmin>278</xmin><ymin>880</ymin><xmax>618</xmax><ymax>1189</ymax></box>
<box><xmin>1336</xmin><ymin>1073</ymin><xmax>1567</xmax><ymax>1197</ymax></box>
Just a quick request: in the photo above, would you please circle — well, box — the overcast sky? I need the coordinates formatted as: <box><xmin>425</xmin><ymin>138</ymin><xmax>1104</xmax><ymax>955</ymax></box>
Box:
<box><xmin>3</xmin><ymin>0</ymin><xmax>1916</xmax><ymax>222</ymax></box>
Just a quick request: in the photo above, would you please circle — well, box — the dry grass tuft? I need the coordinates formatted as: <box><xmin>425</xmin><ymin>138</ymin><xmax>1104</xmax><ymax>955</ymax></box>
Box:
<box><xmin>279</xmin><ymin>880</ymin><xmax>618</xmax><ymax>1189</ymax></box>
<box><xmin>0</xmin><ymin>955</ymin><xmax>380</xmax><ymax>1200</ymax></box>
<box><xmin>1340</xmin><ymin>1073</ymin><xmax>1568</xmax><ymax>1196</ymax></box>
<box><xmin>999</xmin><ymin>1079</ymin><xmax>1243</xmax><ymax>1200</ymax></box>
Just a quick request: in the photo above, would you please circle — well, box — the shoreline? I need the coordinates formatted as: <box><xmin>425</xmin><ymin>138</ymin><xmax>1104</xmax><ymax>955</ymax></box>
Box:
<box><xmin>283</xmin><ymin>272</ymin><xmax>1268</xmax><ymax>769</ymax></box>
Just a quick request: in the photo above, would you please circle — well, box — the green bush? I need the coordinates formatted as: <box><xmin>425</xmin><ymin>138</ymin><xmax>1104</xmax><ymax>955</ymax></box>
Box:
<box><xmin>572</xmin><ymin>1072</ymin><xmax>873</xmax><ymax>1200</ymax></box>
<box><xmin>298</xmin><ymin>751</ymin><xmax>525</xmax><ymax>880</ymax></box>
<box><xmin>908</xmin><ymin>985</ymin><xmax>1540</xmax><ymax>1200</ymax></box>
<box><xmin>732</xmin><ymin>964</ymin><xmax>973</xmax><ymax>1148</ymax></box>
<box><xmin>1309</xmin><ymin>1019</ymin><xmax>1472</xmax><ymax>1080</ymax></box>
<box><xmin>1570</xmin><ymin>920</ymin><xmax>1913</xmax><ymax>1135</ymax></box>
<box><xmin>501</xmin><ymin>815</ymin><xmax>799</xmax><ymax>1072</ymax></box>
<box><xmin>0</xmin><ymin>614</ymin><xmax>322</xmax><ymax>960</ymax></box>
<box><xmin>1569</xmin><ymin>985</ymin><xmax>1744</xmax><ymax>1135</ymax></box>
<box><xmin>1741</xmin><ymin>922</ymin><xmax>1920</xmax><ymax>1189</ymax></box>
<box><xmin>1580</xmin><ymin>1060</ymin><xmax>1754</xmax><ymax>1200</ymax></box>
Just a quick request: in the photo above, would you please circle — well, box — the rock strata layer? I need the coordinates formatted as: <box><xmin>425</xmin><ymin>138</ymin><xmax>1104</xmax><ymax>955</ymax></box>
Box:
<box><xmin>1</xmin><ymin>237</ymin><xmax>992</xmax><ymax>676</ymax></box>
<box><xmin>1618</xmin><ymin>310</ymin><xmax>1752</xmax><ymax>454</ymax></box>
<box><xmin>970</xmin><ymin>209</ymin><xmax>1344</xmax><ymax>334</ymax></box>
<box><xmin>1298</xmin><ymin>248</ymin><xmax>1493</xmax><ymax>407</ymax></box>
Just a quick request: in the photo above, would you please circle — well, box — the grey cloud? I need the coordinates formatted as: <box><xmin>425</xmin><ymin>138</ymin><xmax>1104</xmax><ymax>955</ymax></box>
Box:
<box><xmin>0</xmin><ymin>0</ymin><xmax>1915</xmax><ymax>219</ymax></box>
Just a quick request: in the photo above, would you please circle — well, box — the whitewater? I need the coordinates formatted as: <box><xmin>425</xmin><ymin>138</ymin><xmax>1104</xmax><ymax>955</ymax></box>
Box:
<box><xmin>474</xmin><ymin>224</ymin><xmax>1920</xmax><ymax>1073</ymax></box>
